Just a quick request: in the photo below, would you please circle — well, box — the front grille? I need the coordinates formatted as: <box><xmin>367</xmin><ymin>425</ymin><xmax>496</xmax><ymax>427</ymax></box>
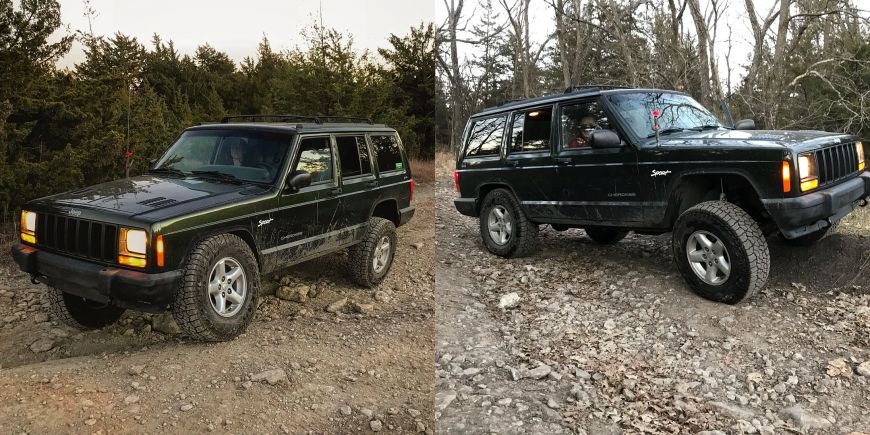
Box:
<box><xmin>35</xmin><ymin>213</ymin><xmax>117</xmax><ymax>262</ymax></box>
<box><xmin>813</xmin><ymin>142</ymin><xmax>860</xmax><ymax>187</ymax></box>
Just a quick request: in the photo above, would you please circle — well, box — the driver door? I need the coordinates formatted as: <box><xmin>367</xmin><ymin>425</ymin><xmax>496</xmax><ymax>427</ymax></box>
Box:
<box><xmin>554</xmin><ymin>98</ymin><xmax>642</xmax><ymax>222</ymax></box>
<box><xmin>261</xmin><ymin>135</ymin><xmax>338</xmax><ymax>268</ymax></box>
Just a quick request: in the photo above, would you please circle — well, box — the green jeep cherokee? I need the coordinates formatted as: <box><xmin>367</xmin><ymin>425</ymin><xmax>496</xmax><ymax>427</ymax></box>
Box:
<box><xmin>12</xmin><ymin>115</ymin><xmax>415</xmax><ymax>341</ymax></box>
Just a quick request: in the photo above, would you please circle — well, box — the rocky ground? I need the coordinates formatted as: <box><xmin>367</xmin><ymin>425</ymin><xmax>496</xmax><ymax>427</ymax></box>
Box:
<box><xmin>0</xmin><ymin>184</ymin><xmax>434</xmax><ymax>434</ymax></box>
<box><xmin>435</xmin><ymin>153</ymin><xmax>870</xmax><ymax>435</ymax></box>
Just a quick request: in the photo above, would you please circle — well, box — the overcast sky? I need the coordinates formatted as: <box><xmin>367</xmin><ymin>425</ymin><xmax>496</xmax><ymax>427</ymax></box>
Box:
<box><xmin>55</xmin><ymin>0</ymin><xmax>433</xmax><ymax>69</ymax></box>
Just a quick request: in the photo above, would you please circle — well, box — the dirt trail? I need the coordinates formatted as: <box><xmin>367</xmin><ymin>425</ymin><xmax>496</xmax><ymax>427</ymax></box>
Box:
<box><xmin>0</xmin><ymin>184</ymin><xmax>435</xmax><ymax>434</ymax></box>
<box><xmin>434</xmin><ymin>152</ymin><xmax>870</xmax><ymax>434</ymax></box>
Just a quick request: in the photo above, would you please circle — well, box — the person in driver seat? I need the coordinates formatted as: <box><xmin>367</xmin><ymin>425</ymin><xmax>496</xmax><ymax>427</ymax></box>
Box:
<box><xmin>226</xmin><ymin>137</ymin><xmax>249</xmax><ymax>167</ymax></box>
<box><xmin>567</xmin><ymin>115</ymin><xmax>598</xmax><ymax>148</ymax></box>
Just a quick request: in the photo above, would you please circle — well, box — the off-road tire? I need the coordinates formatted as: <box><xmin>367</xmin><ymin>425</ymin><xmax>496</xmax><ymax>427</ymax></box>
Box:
<box><xmin>673</xmin><ymin>201</ymin><xmax>769</xmax><ymax>304</ymax></box>
<box><xmin>348</xmin><ymin>217</ymin><xmax>398</xmax><ymax>287</ymax></box>
<box><xmin>782</xmin><ymin>227</ymin><xmax>830</xmax><ymax>247</ymax></box>
<box><xmin>585</xmin><ymin>227</ymin><xmax>629</xmax><ymax>244</ymax></box>
<box><xmin>172</xmin><ymin>234</ymin><xmax>259</xmax><ymax>342</ymax></box>
<box><xmin>479</xmin><ymin>188</ymin><xmax>538</xmax><ymax>258</ymax></box>
<box><xmin>45</xmin><ymin>287</ymin><xmax>125</xmax><ymax>329</ymax></box>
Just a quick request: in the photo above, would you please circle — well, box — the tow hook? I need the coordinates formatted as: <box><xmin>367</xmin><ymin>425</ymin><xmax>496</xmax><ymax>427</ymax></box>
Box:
<box><xmin>30</xmin><ymin>275</ymin><xmax>41</xmax><ymax>285</ymax></box>
<box><xmin>859</xmin><ymin>197</ymin><xmax>869</xmax><ymax>207</ymax></box>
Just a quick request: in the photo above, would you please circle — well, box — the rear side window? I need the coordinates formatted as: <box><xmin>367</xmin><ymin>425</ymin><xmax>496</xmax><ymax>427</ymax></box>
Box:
<box><xmin>464</xmin><ymin>115</ymin><xmax>507</xmax><ymax>157</ymax></box>
<box><xmin>295</xmin><ymin>137</ymin><xmax>333</xmax><ymax>184</ymax></box>
<box><xmin>510</xmin><ymin>108</ymin><xmax>552</xmax><ymax>153</ymax></box>
<box><xmin>336</xmin><ymin>135</ymin><xmax>372</xmax><ymax>178</ymax></box>
<box><xmin>371</xmin><ymin>134</ymin><xmax>404</xmax><ymax>172</ymax></box>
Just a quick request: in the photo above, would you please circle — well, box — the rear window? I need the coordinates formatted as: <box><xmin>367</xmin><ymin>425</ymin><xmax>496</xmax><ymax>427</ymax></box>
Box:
<box><xmin>371</xmin><ymin>134</ymin><xmax>404</xmax><ymax>172</ymax></box>
<box><xmin>336</xmin><ymin>135</ymin><xmax>372</xmax><ymax>178</ymax></box>
<box><xmin>465</xmin><ymin>115</ymin><xmax>507</xmax><ymax>158</ymax></box>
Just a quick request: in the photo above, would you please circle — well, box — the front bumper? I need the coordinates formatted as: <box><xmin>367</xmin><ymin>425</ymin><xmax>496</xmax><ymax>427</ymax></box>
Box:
<box><xmin>11</xmin><ymin>244</ymin><xmax>181</xmax><ymax>313</ymax></box>
<box><xmin>763</xmin><ymin>172</ymin><xmax>870</xmax><ymax>238</ymax></box>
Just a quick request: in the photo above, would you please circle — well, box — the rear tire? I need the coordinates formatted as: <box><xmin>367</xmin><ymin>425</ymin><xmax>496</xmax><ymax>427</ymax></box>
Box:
<box><xmin>348</xmin><ymin>217</ymin><xmax>397</xmax><ymax>287</ymax></box>
<box><xmin>585</xmin><ymin>227</ymin><xmax>629</xmax><ymax>244</ymax></box>
<box><xmin>479</xmin><ymin>188</ymin><xmax>538</xmax><ymax>258</ymax></box>
<box><xmin>172</xmin><ymin>234</ymin><xmax>259</xmax><ymax>342</ymax></box>
<box><xmin>46</xmin><ymin>287</ymin><xmax>125</xmax><ymax>329</ymax></box>
<box><xmin>673</xmin><ymin>201</ymin><xmax>769</xmax><ymax>304</ymax></box>
<box><xmin>782</xmin><ymin>227</ymin><xmax>829</xmax><ymax>247</ymax></box>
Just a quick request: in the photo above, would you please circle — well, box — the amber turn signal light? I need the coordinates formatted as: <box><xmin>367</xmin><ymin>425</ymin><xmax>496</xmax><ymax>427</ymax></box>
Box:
<box><xmin>781</xmin><ymin>161</ymin><xmax>791</xmax><ymax>193</ymax></box>
<box><xmin>156</xmin><ymin>235</ymin><xmax>165</xmax><ymax>267</ymax></box>
<box><xmin>119</xmin><ymin>255</ymin><xmax>146</xmax><ymax>268</ymax></box>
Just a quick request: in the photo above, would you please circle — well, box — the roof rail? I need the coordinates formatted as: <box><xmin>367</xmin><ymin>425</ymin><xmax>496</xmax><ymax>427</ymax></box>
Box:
<box><xmin>317</xmin><ymin>116</ymin><xmax>374</xmax><ymax>124</ymax></box>
<box><xmin>221</xmin><ymin>114</ymin><xmax>323</xmax><ymax>124</ymax></box>
<box><xmin>220</xmin><ymin>114</ymin><xmax>376</xmax><ymax>125</ymax></box>
<box><xmin>563</xmin><ymin>84</ymin><xmax>633</xmax><ymax>94</ymax></box>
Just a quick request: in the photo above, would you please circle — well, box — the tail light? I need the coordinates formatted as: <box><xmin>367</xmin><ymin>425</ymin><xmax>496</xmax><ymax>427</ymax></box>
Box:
<box><xmin>453</xmin><ymin>170</ymin><xmax>460</xmax><ymax>192</ymax></box>
<box><xmin>409</xmin><ymin>179</ymin><xmax>415</xmax><ymax>203</ymax></box>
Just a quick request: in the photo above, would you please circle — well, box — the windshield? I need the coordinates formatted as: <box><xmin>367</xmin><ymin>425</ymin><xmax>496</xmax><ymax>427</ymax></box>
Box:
<box><xmin>607</xmin><ymin>92</ymin><xmax>724</xmax><ymax>139</ymax></box>
<box><xmin>154</xmin><ymin>129</ymin><xmax>292</xmax><ymax>183</ymax></box>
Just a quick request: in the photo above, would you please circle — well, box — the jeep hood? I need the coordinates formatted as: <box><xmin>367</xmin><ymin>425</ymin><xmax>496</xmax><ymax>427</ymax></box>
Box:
<box><xmin>37</xmin><ymin>175</ymin><xmax>267</xmax><ymax>220</ymax></box>
<box><xmin>658</xmin><ymin>129</ymin><xmax>856</xmax><ymax>149</ymax></box>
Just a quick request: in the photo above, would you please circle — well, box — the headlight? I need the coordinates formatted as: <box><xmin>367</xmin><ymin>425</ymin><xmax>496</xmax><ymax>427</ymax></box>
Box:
<box><xmin>20</xmin><ymin>210</ymin><xmax>36</xmax><ymax>243</ymax></box>
<box><xmin>857</xmin><ymin>141</ymin><xmax>865</xmax><ymax>171</ymax></box>
<box><xmin>797</xmin><ymin>153</ymin><xmax>818</xmax><ymax>191</ymax></box>
<box><xmin>119</xmin><ymin>228</ymin><xmax>147</xmax><ymax>267</ymax></box>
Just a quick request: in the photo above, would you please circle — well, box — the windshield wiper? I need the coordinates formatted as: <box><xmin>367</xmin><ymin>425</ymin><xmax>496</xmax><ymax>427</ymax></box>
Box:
<box><xmin>692</xmin><ymin>124</ymin><xmax>724</xmax><ymax>131</ymax></box>
<box><xmin>148</xmin><ymin>167</ymin><xmax>187</xmax><ymax>177</ymax></box>
<box><xmin>191</xmin><ymin>170</ymin><xmax>245</xmax><ymax>184</ymax></box>
<box><xmin>646</xmin><ymin>127</ymin><xmax>698</xmax><ymax>138</ymax></box>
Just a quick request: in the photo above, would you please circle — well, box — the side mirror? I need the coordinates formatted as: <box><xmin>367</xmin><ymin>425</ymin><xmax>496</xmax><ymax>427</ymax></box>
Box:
<box><xmin>734</xmin><ymin>119</ymin><xmax>756</xmax><ymax>130</ymax></box>
<box><xmin>590</xmin><ymin>130</ymin><xmax>623</xmax><ymax>149</ymax></box>
<box><xmin>148</xmin><ymin>159</ymin><xmax>157</xmax><ymax>169</ymax></box>
<box><xmin>285</xmin><ymin>170</ymin><xmax>311</xmax><ymax>192</ymax></box>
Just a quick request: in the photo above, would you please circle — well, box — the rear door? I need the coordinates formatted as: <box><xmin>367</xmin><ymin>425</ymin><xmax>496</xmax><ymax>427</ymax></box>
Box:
<box><xmin>334</xmin><ymin>133</ymin><xmax>378</xmax><ymax>233</ymax></box>
<box><xmin>370</xmin><ymin>132</ymin><xmax>413</xmax><ymax>215</ymax></box>
<box><xmin>498</xmin><ymin>106</ymin><xmax>560</xmax><ymax>219</ymax></box>
<box><xmin>553</xmin><ymin>98</ymin><xmax>642</xmax><ymax>222</ymax></box>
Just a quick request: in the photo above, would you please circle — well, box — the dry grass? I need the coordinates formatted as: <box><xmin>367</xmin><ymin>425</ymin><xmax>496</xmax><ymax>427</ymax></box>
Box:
<box><xmin>409</xmin><ymin>158</ymin><xmax>435</xmax><ymax>183</ymax></box>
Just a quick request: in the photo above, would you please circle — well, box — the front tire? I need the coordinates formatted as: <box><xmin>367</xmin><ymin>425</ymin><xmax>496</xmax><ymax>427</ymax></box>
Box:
<box><xmin>172</xmin><ymin>234</ymin><xmax>259</xmax><ymax>342</ymax></box>
<box><xmin>46</xmin><ymin>287</ymin><xmax>125</xmax><ymax>329</ymax></box>
<box><xmin>348</xmin><ymin>217</ymin><xmax>398</xmax><ymax>287</ymax></box>
<box><xmin>673</xmin><ymin>201</ymin><xmax>769</xmax><ymax>304</ymax></box>
<box><xmin>585</xmin><ymin>227</ymin><xmax>629</xmax><ymax>244</ymax></box>
<box><xmin>479</xmin><ymin>188</ymin><xmax>538</xmax><ymax>258</ymax></box>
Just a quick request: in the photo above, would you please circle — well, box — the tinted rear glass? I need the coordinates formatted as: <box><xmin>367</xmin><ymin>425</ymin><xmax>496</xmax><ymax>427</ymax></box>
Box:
<box><xmin>465</xmin><ymin>116</ymin><xmax>507</xmax><ymax>157</ymax></box>
<box><xmin>371</xmin><ymin>135</ymin><xmax>404</xmax><ymax>172</ymax></box>
<box><xmin>336</xmin><ymin>135</ymin><xmax>371</xmax><ymax>178</ymax></box>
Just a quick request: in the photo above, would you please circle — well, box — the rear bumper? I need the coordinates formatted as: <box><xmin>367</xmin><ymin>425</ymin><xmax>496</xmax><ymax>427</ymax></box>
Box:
<box><xmin>763</xmin><ymin>172</ymin><xmax>870</xmax><ymax>238</ymax></box>
<box><xmin>399</xmin><ymin>206</ymin><xmax>415</xmax><ymax>226</ymax></box>
<box><xmin>454</xmin><ymin>197</ymin><xmax>477</xmax><ymax>217</ymax></box>
<box><xmin>11</xmin><ymin>244</ymin><xmax>181</xmax><ymax>313</ymax></box>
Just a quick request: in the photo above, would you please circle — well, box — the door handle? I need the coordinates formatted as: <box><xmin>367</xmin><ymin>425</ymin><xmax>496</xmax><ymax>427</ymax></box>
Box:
<box><xmin>366</xmin><ymin>180</ymin><xmax>378</xmax><ymax>188</ymax></box>
<box><xmin>505</xmin><ymin>160</ymin><xmax>519</xmax><ymax>167</ymax></box>
<box><xmin>555</xmin><ymin>157</ymin><xmax>572</xmax><ymax>165</ymax></box>
<box><xmin>329</xmin><ymin>187</ymin><xmax>342</xmax><ymax>195</ymax></box>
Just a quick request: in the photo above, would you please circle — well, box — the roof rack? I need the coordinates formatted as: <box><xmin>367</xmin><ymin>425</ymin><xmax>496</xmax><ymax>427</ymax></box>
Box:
<box><xmin>219</xmin><ymin>114</ymin><xmax>375</xmax><ymax>125</ymax></box>
<box><xmin>563</xmin><ymin>84</ymin><xmax>633</xmax><ymax>94</ymax></box>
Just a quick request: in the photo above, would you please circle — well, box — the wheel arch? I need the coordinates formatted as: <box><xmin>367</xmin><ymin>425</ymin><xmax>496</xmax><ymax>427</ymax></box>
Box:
<box><xmin>475</xmin><ymin>182</ymin><xmax>520</xmax><ymax>215</ymax></box>
<box><xmin>370</xmin><ymin>199</ymin><xmax>400</xmax><ymax>227</ymax></box>
<box><xmin>665</xmin><ymin>170</ymin><xmax>769</xmax><ymax>228</ymax></box>
<box><xmin>175</xmin><ymin>225</ymin><xmax>262</xmax><ymax>272</ymax></box>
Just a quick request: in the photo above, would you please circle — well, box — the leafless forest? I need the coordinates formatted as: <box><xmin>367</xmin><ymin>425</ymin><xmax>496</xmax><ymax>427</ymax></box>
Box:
<box><xmin>437</xmin><ymin>0</ymin><xmax>870</xmax><ymax>149</ymax></box>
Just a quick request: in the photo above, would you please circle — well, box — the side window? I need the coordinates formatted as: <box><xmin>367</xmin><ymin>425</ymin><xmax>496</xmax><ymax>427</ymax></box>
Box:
<box><xmin>560</xmin><ymin>101</ymin><xmax>614</xmax><ymax>149</ymax></box>
<box><xmin>336</xmin><ymin>135</ymin><xmax>371</xmax><ymax>178</ymax></box>
<box><xmin>371</xmin><ymin>135</ymin><xmax>404</xmax><ymax>172</ymax></box>
<box><xmin>464</xmin><ymin>115</ymin><xmax>507</xmax><ymax>158</ymax></box>
<box><xmin>510</xmin><ymin>108</ymin><xmax>552</xmax><ymax>153</ymax></box>
<box><xmin>295</xmin><ymin>137</ymin><xmax>333</xmax><ymax>184</ymax></box>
